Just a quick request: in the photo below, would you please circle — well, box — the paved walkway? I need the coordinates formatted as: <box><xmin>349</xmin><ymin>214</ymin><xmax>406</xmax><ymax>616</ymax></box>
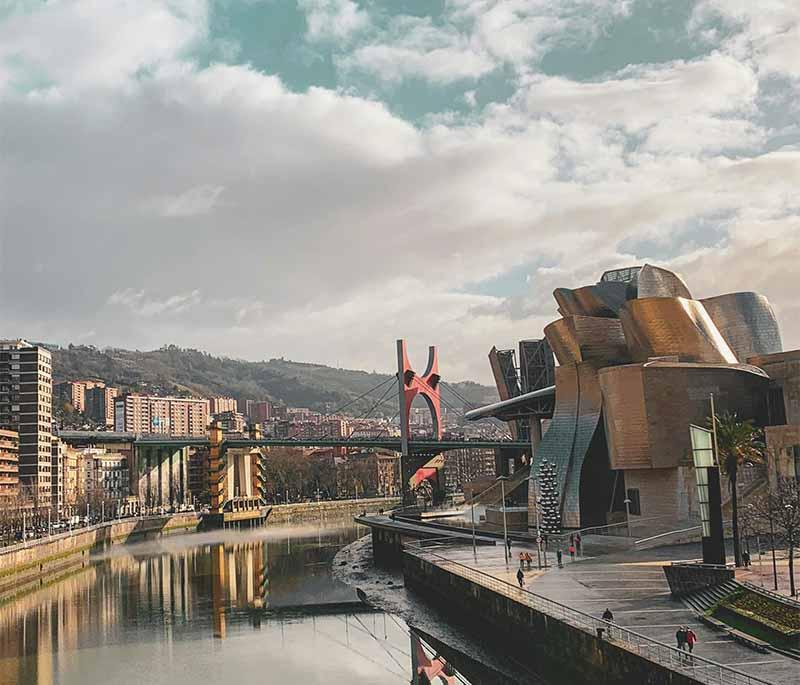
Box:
<box><xmin>420</xmin><ymin>539</ymin><xmax>800</xmax><ymax>685</ymax></box>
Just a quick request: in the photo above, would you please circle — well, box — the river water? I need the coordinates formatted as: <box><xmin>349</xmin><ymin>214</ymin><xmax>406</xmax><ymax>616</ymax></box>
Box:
<box><xmin>0</xmin><ymin>523</ymin><xmax>427</xmax><ymax>685</ymax></box>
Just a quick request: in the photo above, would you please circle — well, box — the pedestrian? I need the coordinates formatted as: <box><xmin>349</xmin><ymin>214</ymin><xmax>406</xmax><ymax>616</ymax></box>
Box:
<box><xmin>569</xmin><ymin>544</ymin><xmax>575</xmax><ymax>560</ymax></box>
<box><xmin>526</xmin><ymin>552</ymin><xmax>533</xmax><ymax>571</ymax></box>
<box><xmin>686</xmin><ymin>628</ymin><xmax>697</xmax><ymax>653</ymax></box>
<box><xmin>506</xmin><ymin>537</ymin><xmax>512</xmax><ymax>553</ymax></box>
<box><xmin>556</xmin><ymin>549</ymin><xmax>563</xmax><ymax>568</ymax></box>
<box><xmin>742</xmin><ymin>550</ymin><xmax>751</xmax><ymax>567</ymax></box>
<box><xmin>576</xmin><ymin>533</ymin><xmax>582</xmax><ymax>555</ymax></box>
<box><xmin>602</xmin><ymin>608</ymin><xmax>613</xmax><ymax>638</ymax></box>
<box><xmin>675</xmin><ymin>626</ymin><xmax>686</xmax><ymax>651</ymax></box>
<box><xmin>519</xmin><ymin>552</ymin><xmax>526</xmax><ymax>571</ymax></box>
<box><xmin>517</xmin><ymin>568</ymin><xmax>525</xmax><ymax>589</ymax></box>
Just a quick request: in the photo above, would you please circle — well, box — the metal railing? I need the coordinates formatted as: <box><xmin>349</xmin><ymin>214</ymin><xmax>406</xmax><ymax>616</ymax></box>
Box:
<box><xmin>406</xmin><ymin>543</ymin><xmax>774</xmax><ymax>685</ymax></box>
<box><xmin>741</xmin><ymin>580</ymin><xmax>800</xmax><ymax>608</ymax></box>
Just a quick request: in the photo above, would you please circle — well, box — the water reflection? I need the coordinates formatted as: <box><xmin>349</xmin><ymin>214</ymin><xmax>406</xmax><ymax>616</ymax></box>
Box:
<box><xmin>0</xmin><ymin>524</ymin><xmax>486</xmax><ymax>685</ymax></box>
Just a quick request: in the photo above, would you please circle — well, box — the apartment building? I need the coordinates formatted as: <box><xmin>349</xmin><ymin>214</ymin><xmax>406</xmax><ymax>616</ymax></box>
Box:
<box><xmin>247</xmin><ymin>400</ymin><xmax>272</xmax><ymax>424</ymax></box>
<box><xmin>114</xmin><ymin>394</ymin><xmax>209</xmax><ymax>436</ymax></box>
<box><xmin>0</xmin><ymin>429</ymin><xmax>19</xmax><ymax>501</ymax></box>
<box><xmin>209</xmin><ymin>397</ymin><xmax>237</xmax><ymax>414</ymax></box>
<box><xmin>85</xmin><ymin>384</ymin><xmax>119</xmax><ymax>427</ymax></box>
<box><xmin>51</xmin><ymin>437</ymin><xmax>66</xmax><ymax>512</ymax></box>
<box><xmin>0</xmin><ymin>340</ymin><xmax>53</xmax><ymax>503</ymax></box>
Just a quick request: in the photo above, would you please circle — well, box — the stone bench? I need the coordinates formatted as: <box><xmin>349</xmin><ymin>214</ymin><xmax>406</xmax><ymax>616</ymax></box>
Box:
<box><xmin>727</xmin><ymin>628</ymin><xmax>771</xmax><ymax>654</ymax></box>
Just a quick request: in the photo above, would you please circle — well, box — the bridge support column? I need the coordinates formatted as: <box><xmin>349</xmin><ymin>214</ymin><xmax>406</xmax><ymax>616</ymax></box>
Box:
<box><xmin>209</xmin><ymin>423</ymin><xmax>225</xmax><ymax>515</ymax></box>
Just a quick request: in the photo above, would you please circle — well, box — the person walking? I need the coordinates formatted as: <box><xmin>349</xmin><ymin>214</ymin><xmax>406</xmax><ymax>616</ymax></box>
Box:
<box><xmin>602</xmin><ymin>608</ymin><xmax>613</xmax><ymax>638</ymax></box>
<box><xmin>519</xmin><ymin>552</ymin><xmax>526</xmax><ymax>571</ymax></box>
<box><xmin>556</xmin><ymin>549</ymin><xmax>563</xmax><ymax>568</ymax></box>
<box><xmin>675</xmin><ymin>627</ymin><xmax>687</xmax><ymax>651</ymax></box>
<box><xmin>506</xmin><ymin>537</ymin><xmax>512</xmax><ymax>553</ymax></box>
<box><xmin>516</xmin><ymin>568</ymin><xmax>525</xmax><ymax>589</ymax></box>
<box><xmin>568</xmin><ymin>544</ymin><xmax>575</xmax><ymax>560</ymax></box>
<box><xmin>525</xmin><ymin>552</ymin><xmax>532</xmax><ymax>571</ymax></box>
<box><xmin>575</xmin><ymin>533</ymin><xmax>582</xmax><ymax>556</ymax></box>
<box><xmin>686</xmin><ymin>628</ymin><xmax>697</xmax><ymax>653</ymax></box>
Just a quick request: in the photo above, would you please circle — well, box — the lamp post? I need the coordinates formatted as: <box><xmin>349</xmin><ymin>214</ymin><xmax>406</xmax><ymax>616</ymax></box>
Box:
<box><xmin>532</xmin><ymin>478</ymin><xmax>542</xmax><ymax>570</ymax></box>
<box><xmin>470</xmin><ymin>499</ymin><xmax>477</xmax><ymax>563</ymax></box>
<box><xmin>623</xmin><ymin>498</ymin><xmax>632</xmax><ymax>537</ymax></box>
<box><xmin>498</xmin><ymin>475</ymin><xmax>509</xmax><ymax>567</ymax></box>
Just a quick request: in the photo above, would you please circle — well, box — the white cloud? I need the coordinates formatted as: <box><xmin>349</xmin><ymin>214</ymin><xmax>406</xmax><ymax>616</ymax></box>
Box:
<box><xmin>691</xmin><ymin>1</ymin><xmax>800</xmax><ymax>79</ymax></box>
<box><xmin>155</xmin><ymin>184</ymin><xmax>226</xmax><ymax>217</ymax></box>
<box><xmin>338</xmin><ymin>17</ymin><xmax>495</xmax><ymax>84</ymax></box>
<box><xmin>108</xmin><ymin>289</ymin><xmax>203</xmax><ymax>317</ymax></box>
<box><xmin>1</xmin><ymin>0</ymin><xmax>799</xmax><ymax>382</ymax></box>
<box><xmin>0</xmin><ymin>0</ymin><xmax>207</xmax><ymax>91</ymax></box>
<box><xmin>299</xmin><ymin>0</ymin><xmax>370</xmax><ymax>43</ymax></box>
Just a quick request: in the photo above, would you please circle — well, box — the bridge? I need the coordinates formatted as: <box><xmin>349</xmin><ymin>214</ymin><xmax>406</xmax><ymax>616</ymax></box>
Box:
<box><xmin>59</xmin><ymin>339</ymin><xmax>532</xmax><ymax>521</ymax></box>
<box><xmin>59</xmin><ymin>432</ymin><xmax>528</xmax><ymax>454</ymax></box>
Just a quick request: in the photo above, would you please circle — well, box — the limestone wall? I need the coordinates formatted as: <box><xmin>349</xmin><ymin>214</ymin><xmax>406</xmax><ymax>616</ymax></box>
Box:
<box><xmin>266</xmin><ymin>497</ymin><xmax>400</xmax><ymax>524</ymax></box>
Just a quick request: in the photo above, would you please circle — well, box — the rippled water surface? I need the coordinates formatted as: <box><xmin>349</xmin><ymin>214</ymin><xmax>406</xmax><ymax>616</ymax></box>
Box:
<box><xmin>0</xmin><ymin>523</ymin><xmax>421</xmax><ymax>685</ymax></box>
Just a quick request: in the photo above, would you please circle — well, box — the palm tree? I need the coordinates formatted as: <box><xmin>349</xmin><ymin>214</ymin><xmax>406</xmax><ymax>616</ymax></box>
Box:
<box><xmin>709</xmin><ymin>412</ymin><xmax>764</xmax><ymax>567</ymax></box>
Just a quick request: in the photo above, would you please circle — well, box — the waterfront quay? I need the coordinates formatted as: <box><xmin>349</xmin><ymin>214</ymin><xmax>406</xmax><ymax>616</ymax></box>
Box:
<box><xmin>399</xmin><ymin>538</ymin><xmax>799</xmax><ymax>685</ymax></box>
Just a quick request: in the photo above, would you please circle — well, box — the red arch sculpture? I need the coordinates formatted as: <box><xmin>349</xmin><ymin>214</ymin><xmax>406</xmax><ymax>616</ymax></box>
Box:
<box><xmin>396</xmin><ymin>339</ymin><xmax>442</xmax><ymax>442</ymax></box>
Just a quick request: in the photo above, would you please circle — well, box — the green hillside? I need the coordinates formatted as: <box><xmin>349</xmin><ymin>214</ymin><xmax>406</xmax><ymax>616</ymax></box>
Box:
<box><xmin>50</xmin><ymin>345</ymin><xmax>497</xmax><ymax>417</ymax></box>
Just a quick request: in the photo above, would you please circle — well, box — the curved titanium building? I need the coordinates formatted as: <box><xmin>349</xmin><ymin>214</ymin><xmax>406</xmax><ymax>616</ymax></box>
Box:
<box><xmin>476</xmin><ymin>263</ymin><xmax>793</xmax><ymax>533</ymax></box>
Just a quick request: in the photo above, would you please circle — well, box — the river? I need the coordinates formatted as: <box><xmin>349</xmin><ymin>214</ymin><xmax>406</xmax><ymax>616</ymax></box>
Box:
<box><xmin>0</xmin><ymin>522</ymin><xmax>431</xmax><ymax>685</ymax></box>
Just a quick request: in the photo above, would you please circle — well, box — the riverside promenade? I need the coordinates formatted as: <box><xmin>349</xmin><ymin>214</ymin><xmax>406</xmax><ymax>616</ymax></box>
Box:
<box><xmin>404</xmin><ymin>537</ymin><xmax>799</xmax><ymax>685</ymax></box>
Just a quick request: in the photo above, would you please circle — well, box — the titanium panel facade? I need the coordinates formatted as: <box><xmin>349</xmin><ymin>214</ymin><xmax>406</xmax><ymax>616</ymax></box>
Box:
<box><xmin>619</xmin><ymin>297</ymin><xmax>738</xmax><ymax>364</ymax></box>
<box><xmin>545</xmin><ymin>316</ymin><xmax>630</xmax><ymax>366</ymax></box>
<box><xmin>636</xmin><ymin>264</ymin><xmax>692</xmax><ymax>299</ymax></box>
<box><xmin>701</xmin><ymin>292</ymin><xmax>782</xmax><ymax>362</ymax></box>
<box><xmin>553</xmin><ymin>281</ymin><xmax>629</xmax><ymax>318</ymax></box>
<box><xmin>531</xmin><ymin>361</ymin><xmax>607</xmax><ymax>528</ymax></box>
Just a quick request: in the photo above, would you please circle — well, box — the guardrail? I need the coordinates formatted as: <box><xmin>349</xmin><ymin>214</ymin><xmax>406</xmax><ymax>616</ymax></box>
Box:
<box><xmin>741</xmin><ymin>580</ymin><xmax>800</xmax><ymax>608</ymax></box>
<box><xmin>0</xmin><ymin>513</ymin><xmax>199</xmax><ymax>556</ymax></box>
<box><xmin>406</xmin><ymin>543</ymin><xmax>773</xmax><ymax>685</ymax></box>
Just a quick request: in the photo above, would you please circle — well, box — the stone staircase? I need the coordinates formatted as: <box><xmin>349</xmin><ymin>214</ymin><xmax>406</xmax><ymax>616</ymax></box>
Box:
<box><xmin>681</xmin><ymin>579</ymin><xmax>740</xmax><ymax>613</ymax></box>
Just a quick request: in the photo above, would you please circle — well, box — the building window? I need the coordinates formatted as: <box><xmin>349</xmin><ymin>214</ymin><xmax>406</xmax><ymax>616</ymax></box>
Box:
<box><xmin>626</xmin><ymin>488</ymin><xmax>641</xmax><ymax>516</ymax></box>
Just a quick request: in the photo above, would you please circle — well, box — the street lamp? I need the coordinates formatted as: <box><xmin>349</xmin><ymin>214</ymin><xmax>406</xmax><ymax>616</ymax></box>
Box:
<box><xmin>497</xmin><ymin>475</ymin><xmax>509</xmax><ymax>566</ymax></box>
<box><xmin>623</xmin><ymin>498</ymin><xmax>632</xmax><ymax>537</ymax></box>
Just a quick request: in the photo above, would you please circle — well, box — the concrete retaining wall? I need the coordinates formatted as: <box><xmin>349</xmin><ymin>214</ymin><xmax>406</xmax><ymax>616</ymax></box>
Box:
<box><xmin>663</xmin><ymin>563</ymin><xmax>734</xmax><ymax>597</ymax></box>
<box><xmin>267</xmin><ymin>497</ymin><xmax>400</xmax><ymax>524</ymax></box>
<box><xmin>0</xmin><ymin>514</ymin><xmax>198</xmax><ymax>600</ymax></box>
<box><xmin>403</xmin><ymin>552</ymin><xmax>704</xmax><ymax>685</ymax></box>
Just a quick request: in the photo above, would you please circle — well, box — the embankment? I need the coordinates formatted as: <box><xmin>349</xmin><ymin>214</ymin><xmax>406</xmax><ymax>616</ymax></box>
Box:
<box><xmin>0</xmin><ymin>513</ymin><xmax>198</xmax><ymax>603</ymax></box>
<box><xmin>403</xmin><ymin>552</ymin><xmax>705</xmax><ymax>685</ymax></box>
<box><xmin>267</xmin><ymin>496</ymin><xmax>400</xmax><ymax>525</ymax></box>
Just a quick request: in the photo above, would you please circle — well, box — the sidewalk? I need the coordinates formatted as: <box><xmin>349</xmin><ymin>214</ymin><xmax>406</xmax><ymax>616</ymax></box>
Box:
<box><xmin>419</xmin><ymin>539</ymin><xmax>800</xmax><ymax>685</ymax></box>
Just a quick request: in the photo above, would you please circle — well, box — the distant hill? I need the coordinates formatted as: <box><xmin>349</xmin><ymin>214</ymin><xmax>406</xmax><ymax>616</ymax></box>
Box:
<box><xmin>50</xmin><ymin>345</ymin><xmax>498</xmax><ymax>417</ymax></box>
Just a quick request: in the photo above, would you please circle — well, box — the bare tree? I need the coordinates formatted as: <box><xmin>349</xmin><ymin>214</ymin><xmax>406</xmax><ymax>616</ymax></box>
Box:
<box><xmin>753</xmin><ymin>477</ymin><xmax>800</xmax><ymax>597</ymax></box>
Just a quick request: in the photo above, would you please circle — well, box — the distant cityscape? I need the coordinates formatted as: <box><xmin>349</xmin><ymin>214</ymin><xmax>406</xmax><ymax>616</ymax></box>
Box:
<box><xmin>0</xmin><ymin>337</ymin><xmax>506</xmax><ymax>540</ymax></box>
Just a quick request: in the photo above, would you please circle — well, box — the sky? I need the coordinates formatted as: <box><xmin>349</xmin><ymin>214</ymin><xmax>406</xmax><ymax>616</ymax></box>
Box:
<box><xmin>1</xmin><ymin>0</ymin><xmax>799</xmax><ymax>383</ymax></box>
